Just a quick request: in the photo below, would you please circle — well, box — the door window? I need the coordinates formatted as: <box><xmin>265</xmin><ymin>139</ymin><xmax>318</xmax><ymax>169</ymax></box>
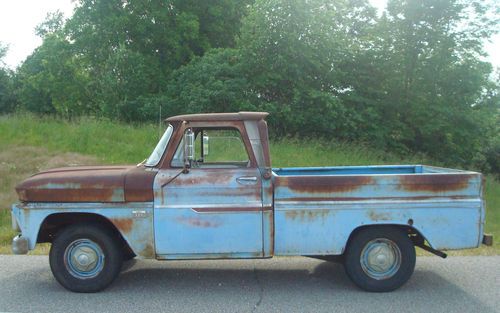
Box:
<box><xmin>171</xmin><ymin>128</ymin><xmax>250</xmax><ymax>168</ymax></box>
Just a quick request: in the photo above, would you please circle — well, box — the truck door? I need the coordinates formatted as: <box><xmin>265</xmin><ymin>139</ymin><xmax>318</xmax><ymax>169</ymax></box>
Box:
<box><xmin>153</xmin><ymin>127</ymin><xmax>264</xmax><ymax>258</ymax></box>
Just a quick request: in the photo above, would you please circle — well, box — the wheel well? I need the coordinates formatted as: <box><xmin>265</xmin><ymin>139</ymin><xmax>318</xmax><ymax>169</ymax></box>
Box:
<box><xmin>37</xmin><ymin>212</ymin><xmax>134</xmax><ymax>257</ymax></box>
<box><xmin>345</xmin><ymin>224</ymin><xmax>426</xmax><ymax>253</ymax></box>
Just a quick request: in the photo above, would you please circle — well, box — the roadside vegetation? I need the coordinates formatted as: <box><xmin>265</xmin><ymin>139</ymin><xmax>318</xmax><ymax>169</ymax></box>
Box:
<box><xmin>0</xmin><ymin>0</ymin><xmax>499</xmax><ymax>177</ymax></box>
<box><xmin>0</xmin><ymin>114</ymin><xmax>498</xmax><ymax>254</ymax></box>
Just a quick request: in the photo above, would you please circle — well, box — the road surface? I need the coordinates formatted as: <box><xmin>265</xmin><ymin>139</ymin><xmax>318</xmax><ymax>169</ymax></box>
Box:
<box><xmin>0</xmin><ymin>255</ymin><xmax>498</xmax><ymax>313</ymax></box>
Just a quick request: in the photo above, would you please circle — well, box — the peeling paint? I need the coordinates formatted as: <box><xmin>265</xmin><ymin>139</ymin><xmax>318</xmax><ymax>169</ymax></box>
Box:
<box><xmin>176</xmin><ymin>216</ymin><xmax>222</xmax><ymax>228</ymax></box>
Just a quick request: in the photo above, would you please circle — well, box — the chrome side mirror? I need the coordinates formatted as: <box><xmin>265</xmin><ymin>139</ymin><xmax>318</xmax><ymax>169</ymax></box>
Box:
<box><xmin>203</xmin><ymin>135</ymin><xmax>209</xmax><ymax>157</ymax></box>
<box><xmin>184</xmin><ymin>129</ymin><xmax>195</xmax><ymax>162</ymax></box>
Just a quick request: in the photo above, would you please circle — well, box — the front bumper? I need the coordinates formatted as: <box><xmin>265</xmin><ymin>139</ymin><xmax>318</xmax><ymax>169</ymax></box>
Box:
<box><xmin>12</xmin><ymin>235</ymin><xmax>29</xmax><ymax>255</ymax></box>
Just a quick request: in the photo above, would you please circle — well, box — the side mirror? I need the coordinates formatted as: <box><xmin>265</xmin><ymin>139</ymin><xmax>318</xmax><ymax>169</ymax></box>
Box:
<box><xmin>184</xmin><ymin>129</ymin><xmax>195</xmax><ymax>163</ymax></box>
<box><xmin>203</xmin><ymin>135</ymin><xmax>209</xmax><ymax>157</ymax></box>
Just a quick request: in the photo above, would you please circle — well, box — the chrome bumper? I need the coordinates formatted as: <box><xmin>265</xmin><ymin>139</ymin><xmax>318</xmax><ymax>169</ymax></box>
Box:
<box><xmin>11</xmin><ymin>208</ymin><xmax>20</xmax><ymax>232</ymax></box>
<box><xmin>12</xmin><ymin>235</ymin><xmax>29</xmax><ymax>255</ymax></box>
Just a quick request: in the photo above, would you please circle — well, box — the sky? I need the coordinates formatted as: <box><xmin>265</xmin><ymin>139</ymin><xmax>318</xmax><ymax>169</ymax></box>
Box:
<box><xmin>0</xmin><ymin>0</ymin><xmax>498</xmax><ymax>70</ymax></box>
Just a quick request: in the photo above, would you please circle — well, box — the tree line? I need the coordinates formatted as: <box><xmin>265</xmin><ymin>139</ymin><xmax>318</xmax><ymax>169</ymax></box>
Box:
<box><xmin>0</xmin><ymin>0</ymin><xmax>499</xmax><ymax>174</ymax></box>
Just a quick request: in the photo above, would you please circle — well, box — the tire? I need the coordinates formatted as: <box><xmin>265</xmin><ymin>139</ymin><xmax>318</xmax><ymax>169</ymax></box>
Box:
<box><xmin>343</xmin><ymin>226</ymin><xmax>416</xmax><ymax>292</ymax></box>
<box><xmin>122</xmin><ymin>246</ymin><xmax>136</xmax><ymax>261</ymax></box>
<box><xmin>49</xmin><ymin>224</ymin><xmax>123</xmax><ymax>293</ymax></box>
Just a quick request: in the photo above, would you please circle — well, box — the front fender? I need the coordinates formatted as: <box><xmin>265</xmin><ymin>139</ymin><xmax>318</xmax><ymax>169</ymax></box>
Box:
<box><xmin>11</xmin><ymin>202</ymin><xmax>155</xmax><ymax>258</ymax></box>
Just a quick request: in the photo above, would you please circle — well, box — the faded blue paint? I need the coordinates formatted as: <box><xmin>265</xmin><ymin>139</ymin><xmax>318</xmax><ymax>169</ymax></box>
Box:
<box><xmin>273</xmin><ymin>165</ymin><xmax>424</xmax><ymax>175</ymax></box>
<box><xmin>11</xmin><ymin>202</ymin><xmax>154</xmax><ymax>258</ymax></box>
<box><xmin>274</xmin><ymin>201</ymin><xmax>482</xmax><ymax>254</ymax></box>
<box><xmin>153</xmin><ymin>167</ymin><xmax>264</xmax><ymax>258</ymax></box>
<box><xmin>272</xmin><ymin>165</ymin><xmax>484</xmax><ymax>254</ymax></box>
<box><xmin>12</xmin><ymin>164</ymin><xmax>485</xmax><ymax>258</ymax></box>
<box><xmin>273</xmin><ymin>164</ymin><xmax>471</xmax><ymax>176</ymax></box>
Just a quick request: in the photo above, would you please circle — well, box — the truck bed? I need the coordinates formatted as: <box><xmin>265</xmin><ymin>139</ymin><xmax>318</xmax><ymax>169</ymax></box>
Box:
<box><xmin>272</xmin><ymin>165</ymin><xmax>484</xmax><ymax>256</ymax></box>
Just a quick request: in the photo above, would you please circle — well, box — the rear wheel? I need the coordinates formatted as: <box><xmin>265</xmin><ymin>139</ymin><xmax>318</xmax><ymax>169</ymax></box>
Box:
<box><xmin>344</xmin><ymin>227</ymin><xmax>416</xmax><ymax>292</ymax></box>
<box><xmin>49</xmin><ymin>224</ymin><xmax>123</xmax><ymax>292</ymax></box>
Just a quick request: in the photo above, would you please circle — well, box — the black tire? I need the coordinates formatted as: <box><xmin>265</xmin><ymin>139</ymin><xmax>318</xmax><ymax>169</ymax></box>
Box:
<box><xmin>122</xmin><ymin>246</ymin><xmax>136</xmax><ymax>261</ymax></box>
<box><xmin>343</xmin><ymin>226</ymin><xmax>416</xmax><ymax>292</ymax></box>
<box><xmin>49</xmin><ymin>224</ymin><xmax>123</xmax><ymax>293</ymax></box>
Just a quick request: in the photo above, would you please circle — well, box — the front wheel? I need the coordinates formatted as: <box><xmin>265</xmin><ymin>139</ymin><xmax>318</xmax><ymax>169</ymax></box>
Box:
<box><xmin>343</xmin><ymin>227</ymin><xmax>416</xmax><ymax>292</ymax></box>
<box><xmin>49</xmin><ymin>224</ymin><xmax>123</xmax><ymax>292</ymax></box>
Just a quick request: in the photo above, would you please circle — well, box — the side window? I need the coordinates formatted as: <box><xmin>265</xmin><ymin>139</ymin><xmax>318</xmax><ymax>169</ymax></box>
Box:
<box><xmin>198</xmin><ymin>129</ymin><xmax>249</xmax><ymax>164</ymax></box>
<box><xmin>171</xmin><ymin>128</ymin><xmax>250</xmax><ymax>168</ymax></box>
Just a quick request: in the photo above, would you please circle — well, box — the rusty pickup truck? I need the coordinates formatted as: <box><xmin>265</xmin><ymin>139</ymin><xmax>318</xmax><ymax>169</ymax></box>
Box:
<box><xmin>11</xmin><ymin>112</ymin><xmax>491</xmax><ymax>293</ymax></box>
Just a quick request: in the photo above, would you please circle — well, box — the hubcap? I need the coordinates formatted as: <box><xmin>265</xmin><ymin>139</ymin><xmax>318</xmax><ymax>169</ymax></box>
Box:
<box><xmin>64</xmin><ymin>239</ymin><xmax>105</xmax><ymax>279</ymax></box>
<box><xmin>360</xmin><ymin>238</ymin><xmax>401</xmax><ymax>280</ymax></box>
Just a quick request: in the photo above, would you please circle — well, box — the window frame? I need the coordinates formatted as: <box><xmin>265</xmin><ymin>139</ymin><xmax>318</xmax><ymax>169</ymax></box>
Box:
<box><xmin>159</xmin><ymin>121</ymin><xmax>258</xmax><ymax>169</ymax></box>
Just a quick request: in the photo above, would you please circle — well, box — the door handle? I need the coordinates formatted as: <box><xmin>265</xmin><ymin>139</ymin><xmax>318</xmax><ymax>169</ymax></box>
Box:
<box><xmin>236</xmin><ymin>176</ymin><xmax>258</xmax><ymax>185</ymax></box>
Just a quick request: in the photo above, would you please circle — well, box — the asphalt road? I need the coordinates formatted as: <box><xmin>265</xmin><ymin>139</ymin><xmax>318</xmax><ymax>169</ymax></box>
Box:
<box><xmin>0</xmin><ymin>255</ymin><xmax>499</xmax><ymax>313</ymax></box>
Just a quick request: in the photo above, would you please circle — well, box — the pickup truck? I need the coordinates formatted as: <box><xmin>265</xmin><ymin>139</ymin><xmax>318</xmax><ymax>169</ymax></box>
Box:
<box><xmin>11</xmin><ymin>112</ymin><xmax>491</xmax><ymax>293</ymax></box>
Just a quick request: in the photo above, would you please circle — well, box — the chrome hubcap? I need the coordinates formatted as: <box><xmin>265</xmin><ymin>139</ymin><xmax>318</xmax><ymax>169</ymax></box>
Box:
<box><xmin>64</xmin><ymin>239</ymin><xmax>104</xmax><ymax>279</ymax></box>
<box><xmin>360</xmin><ymin>238</ymin><xmax>401</xmax><ymax>280</ymax></box>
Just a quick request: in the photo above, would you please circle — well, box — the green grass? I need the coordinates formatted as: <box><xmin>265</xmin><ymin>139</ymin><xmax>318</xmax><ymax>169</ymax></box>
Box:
<box><xmin>484</xmin><ymin>178</ymin><xmax>500</xmax><ymax>248</ymax></box>
<box><xmin>0</xmin><ymin>114</ymin><xmax>160</xmax><ymax>164</ymax></box>
<box><xmin>0</xmin><ymin>113</ymin><xmax>498</xmax><ymax>254</ymax></box>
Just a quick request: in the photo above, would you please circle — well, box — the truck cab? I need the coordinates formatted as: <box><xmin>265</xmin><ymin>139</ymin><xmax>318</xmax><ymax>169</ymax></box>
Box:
<box><xmin>151</xmin><ymin>112</ymin><xmax>274</xmax><ymax>259</ymax></box>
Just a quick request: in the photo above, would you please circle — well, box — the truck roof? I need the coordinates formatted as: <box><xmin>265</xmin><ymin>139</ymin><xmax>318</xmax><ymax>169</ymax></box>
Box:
<box><xmin>166</xmin><ymin>112</ymin><xmax>269</xmax><ymax>122</ymax></box>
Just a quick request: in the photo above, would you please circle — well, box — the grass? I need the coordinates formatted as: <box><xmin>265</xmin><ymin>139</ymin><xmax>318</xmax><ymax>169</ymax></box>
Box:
<box><xmin>0</xmin><ymin>113</ymin><xmax>498</xmax><ymax>255</ymax></box>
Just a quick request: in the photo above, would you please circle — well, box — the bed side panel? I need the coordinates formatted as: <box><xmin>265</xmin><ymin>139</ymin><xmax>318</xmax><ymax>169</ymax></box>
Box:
<box><xmin>273</xmin><ymin>172</ymin><xmax>483</xmax><ymax>255</ymax></box>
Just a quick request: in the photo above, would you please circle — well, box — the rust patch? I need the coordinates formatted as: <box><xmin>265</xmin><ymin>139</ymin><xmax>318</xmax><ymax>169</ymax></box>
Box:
<box><xmin>257</xmin><ymin>119</ymin><xmax>271</xmax><ymax>168</ymax></box>
<box><xmin>140</xmin><ymin>243</ymin><xmax>155</xmax><ymax>258</ymax></box>
<box><xmin>176</xmin><ymin>216</ymin><xmax>222</xmax><ymax>228</ymax></box>
<box><xmin>276</xmin><ymin>176</ymin><xmax>374</xmax><ymax>194</ymax></box>
<box><xmin>398</xmin><ymin>174</ymin><xmax>472</xmax><ymax>192</ymax></box>
<box><xmin>281</xmin><ymin>195</ymin><xmax>471</xmax><ymax>202</ymax></box>
<box><xmin>124</xmin><ymin>166</ymin><xmax>157</xmax><ymax>202</ymax></box>
<box><xmin>262</xmin><ymin>206</ymin><xmax>272</xmax><ymax>212</ymax></box>
<box><xmin>285</xmin><ymin>209</ymin><xmax>330</xmax><ymax>222</ymax></box>
<box><xmin>15</xmin><ymin>165</ymin><xmax>134</xmax><ymax>202</ymax></box>
<box><xmin>111</xmin><ymin>218</ymin><xmax>134</xmax><ymax>234</ymax></box>
<box><xmin>174</xmin><ymin>172</ymin><xmax>234</xmax><ymax>186</ymax></box>
<box><xmin>198</xmin><ymin>187</ymin><xmax>262</xmax><ymax>199</ymax></box>
<box><xmin>19</xmin><ymin>187</ymin><xmax>123</xmax><ymax>203</ymax></box>
<box><xmin>192</xmin><ymin>207</ymin><xmax>262</xmax><ymax>213</ymax></box>
<box><xmin>368</xmin><ymin>211</ymin><xmax>393</xmax><ymax>221</ymax></box>
<box><xmin>268</xmin><ymin>210</ymin><xmax>274</xmax><ymax>256</ymax></box>
<box><xmin>166</xmin><ymin>112</ymin><xmax>269</xmax><ymax>122</ymax></box>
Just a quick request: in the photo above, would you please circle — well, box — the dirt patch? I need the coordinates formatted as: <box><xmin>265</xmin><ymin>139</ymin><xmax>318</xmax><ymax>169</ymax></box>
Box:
<box><xmin>0</xmin><ymin>146</ymin><xmax>99</xmax><ymax>245</ymax></box>
<box><xmin>0</xmin><ymin>146</ymin><xmax>98</xmax><ymax>205</ymax></box>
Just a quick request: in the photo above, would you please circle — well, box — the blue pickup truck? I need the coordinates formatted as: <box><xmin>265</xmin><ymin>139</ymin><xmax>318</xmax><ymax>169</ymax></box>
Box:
<box><xmin>11</xmin><ymin>112</ymin><xmax>491</xmax><ymax>292</ymax></box>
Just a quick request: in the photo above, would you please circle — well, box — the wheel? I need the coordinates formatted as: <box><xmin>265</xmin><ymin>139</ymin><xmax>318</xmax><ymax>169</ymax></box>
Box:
<box><xmin>49</xmin><ymin>224</ymin><xmax>123</xmax><ymax>293</ymax></box>
<box><xmin>122</xmin><ymin>247</ymin><xmax>136</xmax><ymax>261</ymax></box>
<box><xmin>343</xmin><ymin>227</ymin><xmax>416</xmax><ymax>292</ymax></box>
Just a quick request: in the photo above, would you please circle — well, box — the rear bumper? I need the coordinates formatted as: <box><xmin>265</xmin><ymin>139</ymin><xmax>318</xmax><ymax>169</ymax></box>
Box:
<box><xmin>12</xmin><ymin>235</ymin><xmax>29</xmax><ymax>255</ymax></box>
<box><xmin>482</xmin><ymin>234</ymin><xmax>493</xmax><ymax>246</ymax></box>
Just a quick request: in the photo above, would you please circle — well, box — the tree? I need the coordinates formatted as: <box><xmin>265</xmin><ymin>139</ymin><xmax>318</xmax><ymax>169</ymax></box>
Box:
<box><xmin>238</xmin><ymin>0</ymin><xmax>377</xmax><ymax>136</ymax></box>
<box><xmin>0</xmin><ymin>43</ymin><xmax>16</xmax><ymax>113</ymax></box>
<box><xmin>164</xmin><ymin>48</ymin><xmax>258</xmax><ymax>116</ymax></box>
<box><xmin>57</xmin><ymin>0</ymin><xmax>253</xmax><ymax>119</ymax></box>
<box><xmin>17</xmin><ymin>13</ymin><xmax>93</xmax><ymax>116</ymax></box>
<box><xmin>352</xmin><ymin>0</ymin><xmax>500</xmax><ymax>165</ymax></box>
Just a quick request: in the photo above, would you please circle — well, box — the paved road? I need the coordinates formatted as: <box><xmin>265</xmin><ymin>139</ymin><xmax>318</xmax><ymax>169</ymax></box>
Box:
<box><xmin>0</xmin><ymin>255</ymin><xmax>499</xmax><ymax>313</ymax></box>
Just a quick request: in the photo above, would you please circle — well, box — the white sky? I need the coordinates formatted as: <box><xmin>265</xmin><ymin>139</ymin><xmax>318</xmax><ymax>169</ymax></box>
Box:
<box><xmin>0</xmin><ymin>0</ymin><xmax>498</xmax><ymax>70</ymax></box>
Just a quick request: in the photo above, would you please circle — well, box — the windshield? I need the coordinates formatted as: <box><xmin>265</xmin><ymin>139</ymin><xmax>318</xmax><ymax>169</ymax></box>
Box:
<box><xmin>145</xmin><ymin>124</ymin><xmax>173</xmax><ymax>167</ymax></box>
